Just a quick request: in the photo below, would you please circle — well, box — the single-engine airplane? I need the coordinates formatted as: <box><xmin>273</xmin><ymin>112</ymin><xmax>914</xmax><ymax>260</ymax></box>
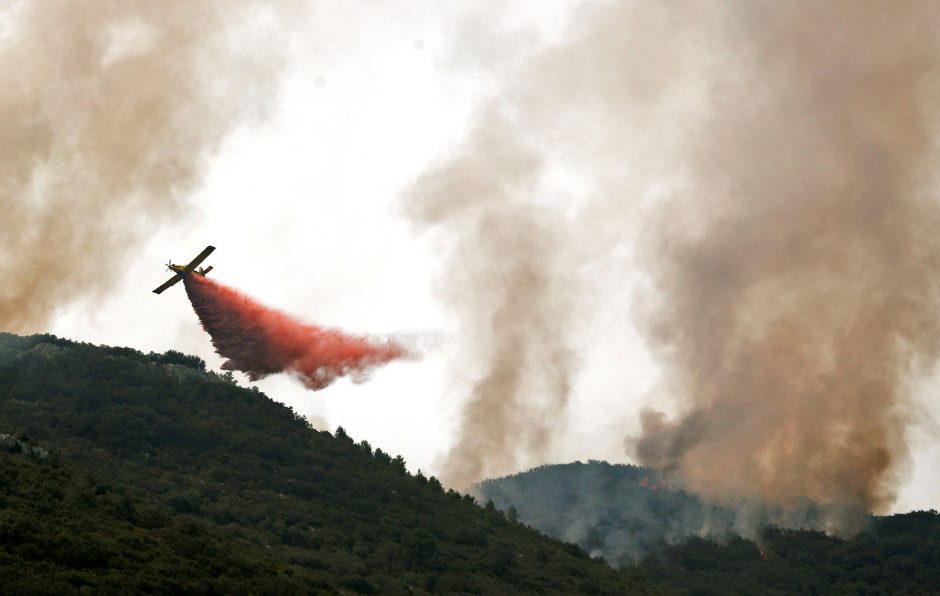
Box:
<box><xmin>152</xmin><ymin>245</ymin><xmax>215</xmax><ymax>294</ymax></box>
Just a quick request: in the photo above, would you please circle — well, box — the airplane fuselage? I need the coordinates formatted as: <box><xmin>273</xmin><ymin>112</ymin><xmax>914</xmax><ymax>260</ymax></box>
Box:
<box><xmin>168</xmin><ymin>264</ymin><xmax>209</xmax><ymax>276</ymax></box>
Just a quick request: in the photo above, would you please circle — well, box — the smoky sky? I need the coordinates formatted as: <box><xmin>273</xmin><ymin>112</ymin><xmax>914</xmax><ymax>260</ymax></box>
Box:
<box><xmin>7</xmin><ymin>0</ymin><xmax>940</xmax><ymax>520</ymax></box>
<box><xmin>403</xmin><ymin>1</ymin><xmax>711</xmax><ymax>491</ymax></box>
<box><xmin>0</xmin><ymin>1</ymin><xmax>288</xmax><ymax>333</ymax></box>
<box><xmin>411</xmin><ymin>0</ymin><xmax>940</xmax><ymax>519</ymax></box>
<box><xmin>634</xmin><ymin>1</ymin><xmax>940</xmax><ymax>517</ymax></box>
<box><xmin>406</xmin><ymin>112</ymin><xmax>576</xmax><ymax>489</ymax></box>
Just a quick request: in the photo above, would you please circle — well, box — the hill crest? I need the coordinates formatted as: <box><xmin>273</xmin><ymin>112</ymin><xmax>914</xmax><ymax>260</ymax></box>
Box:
<box><xmin>0</xmin><ymin>332</ymin><xmax>646</xmax><ymax>594</ymax></box>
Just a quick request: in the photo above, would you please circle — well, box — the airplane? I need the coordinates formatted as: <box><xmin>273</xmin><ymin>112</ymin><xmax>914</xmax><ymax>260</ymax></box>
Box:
<box><xmin>152</xmin><ymin>245</ymin><xmax>215</xmax><ymax>294</ymax></box>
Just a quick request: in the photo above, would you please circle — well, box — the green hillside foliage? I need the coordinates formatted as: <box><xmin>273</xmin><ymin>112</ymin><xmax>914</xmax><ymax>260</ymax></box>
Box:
<box><xmin>0</xmin><ymin>333</ymin><xmax>649</xmax><ymax>594</ymax></box>
<box><xmin>0</xmin><ymin>449</ymin><xmax>304</xmax><ymax>594</ymax></box>
<box><xmin>637</xmin><ymin>513</ymin><xmax>940</xmax><ymax>595</ymax></box>
<box><xmin>478</xmin><ymin>460</ymin><xmax>940</xmax><ymax>594</ymax></box>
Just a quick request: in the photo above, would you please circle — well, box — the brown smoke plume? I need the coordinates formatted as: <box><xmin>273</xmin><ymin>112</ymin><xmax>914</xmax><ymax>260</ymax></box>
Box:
<box><xmin>184</xmin><ymin>274</ymin><xmax>408</xmax><ymax>390</ymax></box>
<box><xmin>634</xmin><ymin>1</ymin><xmax>940</xmax><ymax>517</ymax></box>
<box><xmin>406</xmin><ymin>113</ymin><xmax>576</xmax><ymax>489</ymax></box>
<box><xmin>406</xmin><ymin>2</ymin><xmax>713</xmax><ymax>490</ymax></box>
<box><xmin>0</xmin><ymin>1</ymin><xmax>288</xmax><ymax>333</ymax></box>
<box><xmin>414</xmin><ymin>2</ymin><xmax>940</xmax><ymax>515</ymax></box>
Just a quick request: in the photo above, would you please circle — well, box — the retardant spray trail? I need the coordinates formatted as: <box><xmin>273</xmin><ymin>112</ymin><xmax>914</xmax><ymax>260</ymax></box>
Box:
<box><xmin>184</xmin><ymin>274</ymin><xmax>408</xmax><ymax>390</ymax></box>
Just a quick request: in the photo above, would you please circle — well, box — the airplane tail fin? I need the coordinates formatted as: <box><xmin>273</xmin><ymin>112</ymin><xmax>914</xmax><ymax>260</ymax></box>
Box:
<box><xmin>202</xmin><ymin>266</ymin><xmax>213</xmax><ymax>276</ymax></box>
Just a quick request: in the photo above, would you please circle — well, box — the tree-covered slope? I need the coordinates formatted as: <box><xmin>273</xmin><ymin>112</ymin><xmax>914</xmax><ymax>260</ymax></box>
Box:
<box><xmin>478</xmin><ymin>460</ymin><xmax>727</xmax><ymax>564</ymax></box>
<box><xmin>637</xmin><ymin>514</ymin><xmax>940</xmax><ymax>596</ymax></box>
<box><xmin>0</xmin><ymin>333</ymin><xmax>648</xmax><ymax>594</ymax></box>
<box><xmin>477</xmin><ymin>460</ymin><xmax>940</xmax><ymax>594</ymax></box>
<box><xmin>0</xmin><ymin>446</ymin><xmax>303</xmax><ymax>594</ymax></box>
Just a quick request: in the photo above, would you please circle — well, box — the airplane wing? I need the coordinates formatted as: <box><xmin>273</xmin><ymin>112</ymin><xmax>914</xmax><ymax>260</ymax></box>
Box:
<box><xmin>183</xmin><ymin>245</ymin><xmax>215</xmax><ymax>272</ymax></box>
<box><xmin>152</xmin><ymin>275</ymin><xmax>182</xmax><ymax>294</ymax></box>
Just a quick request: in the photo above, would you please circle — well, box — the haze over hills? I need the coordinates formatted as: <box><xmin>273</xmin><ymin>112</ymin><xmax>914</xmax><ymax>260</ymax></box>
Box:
<box><xmin>478</xmin><ymin>461</ymin><xmax>861</xmax><ymax>564</ymax></box>
<box><xmin>0</xmin><ymin>332</ymin><xmax>647</xmax><ymax>594</ymax></box>
<box><xmin>479</xmin><ymin>461</ymin><xmax>940</xmax><ymax>594</ymax></box>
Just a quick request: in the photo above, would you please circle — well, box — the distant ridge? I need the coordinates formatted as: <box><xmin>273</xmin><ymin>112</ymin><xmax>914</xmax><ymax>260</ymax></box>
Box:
<box><xmin>477</xmin><ymin>460</ymin><xmax>940</xmax><ymax>594</ymax></box>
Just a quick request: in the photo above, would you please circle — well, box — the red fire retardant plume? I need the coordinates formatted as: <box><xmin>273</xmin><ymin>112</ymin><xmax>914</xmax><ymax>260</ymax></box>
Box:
<box><xmin>184</xmin><ymin>274</ymin><xmax>407</xmax><ymax>390</ymax></box>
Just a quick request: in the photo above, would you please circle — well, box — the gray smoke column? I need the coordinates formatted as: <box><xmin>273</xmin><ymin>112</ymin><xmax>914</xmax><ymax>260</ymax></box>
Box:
<box><xmin>413</xmin><ymin>1</ymin><xmax>940</xmax><ymax>516</ymax></box>
<box><xmin>634</xmin><ymin>1</ymin><xmax>940</xmax><ymax>521</ymax></box>
<box><xmin>0</xmin><ymin>1</ymin><xmax>288</xmax><ymax>332</ymax></box>
<box><xmin>403</xmin><ymin>2</ymin><xmax>710</xmax><ymax>490</ymax></box>
<box><xmin>406</xmin><ymin>113</ymin><xmax>575</xmax><ymax>489</ymax></box>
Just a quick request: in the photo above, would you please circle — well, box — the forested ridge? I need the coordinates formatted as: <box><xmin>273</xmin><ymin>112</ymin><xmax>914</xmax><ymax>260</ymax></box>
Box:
<box><xmin>637</xmin><ymin>513</ymin><xmax>940</xmax><ymax>595</ymax></box>
<box><xmin>481</xmin><ymin>461</ymin><xmax>940</xmax><ymax>595</ymax></box>
<box><xmin>0</xmin><ymin>333</ymin><xmax>648</xmax><ymax>594</ymax></box>
<box><xmin>3</xmin><ymin>332</ymin><xmax>938</xmax><ymax>595</ymax></box>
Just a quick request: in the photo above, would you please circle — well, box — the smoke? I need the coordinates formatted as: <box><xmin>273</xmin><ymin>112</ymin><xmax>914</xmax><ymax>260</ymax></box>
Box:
<box><xmin>405</xmin><ymin>112</ymin><xmax>576</xmax><ymax>489</ymax></box>
<box><xmin>404</xmin><ymin>2</ymin><xmax>716</xmax><ymax>490</ymax></box>
<box><xmin>633</xmin><ymin>1</ymin><xmax>940</xmax><ymax>520</ymax></box>
<box><xmin>184</xmin><ymin>274</ymin><xmax>407</xmax><ymax>390</ymax></box>
<box><xmin>0</xmin><ymin>1</ymin><xmax>289</xmax><ymax>333</ymax></box>
<box><xmin>414</xmin><ymin>1</ymin><xmax>940</xmax><ymax>517</ymax></box>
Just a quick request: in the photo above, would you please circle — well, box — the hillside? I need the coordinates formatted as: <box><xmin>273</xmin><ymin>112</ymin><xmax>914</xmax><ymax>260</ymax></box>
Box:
<box><xmin>0</xmin><ymin>333</ymin><xmax>649</xmax><ymax>594</ymax></box>
<box><xmin>0</xmin><ymin>443</ymin><xmax>301</xmax><ymax>593</ymax></box>
<box><xmin>478</xmin><ymin>461</ymin><xmax>940</xmax><ymax>594</ymax></box>
<box><xmin>637</xmin><ymin>514</ymin><xmax>940</xmax><ymax>596</ymax></box>
<box><xmin>478</xmin><ymin>461</ymin><xmax>708</xmax><ymax>564</ymax></box>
